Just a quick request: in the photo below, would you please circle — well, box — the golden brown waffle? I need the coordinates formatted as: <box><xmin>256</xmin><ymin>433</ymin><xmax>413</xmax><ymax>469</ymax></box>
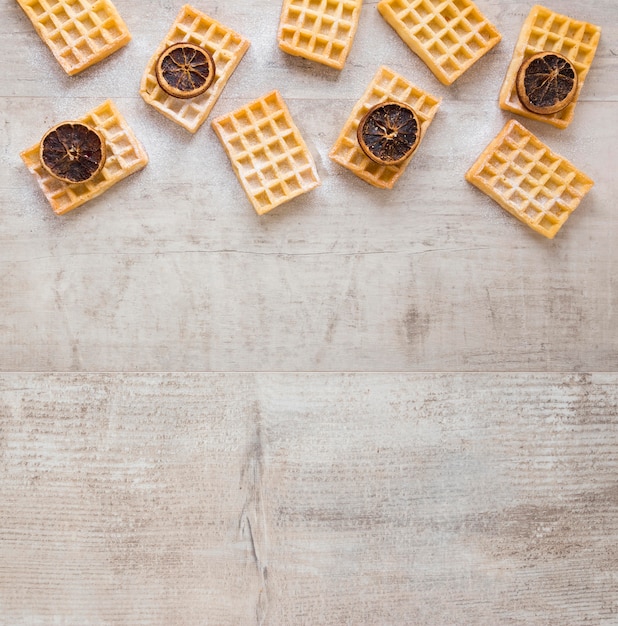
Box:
<box><xmin>498</xmin><ymin>5</ymin><xmax>601</xmax><ymax>129</ymax></box>
<box><xmin>377</xmin><ymin>0</ymin><xmax>501</xmax><ymax>85</ymax></box>
<box><xmin>140</xmin><ymin>4</ymin><xmax>250</xmax><ymax>134</ymax></box>
<box><xmin>212</xmin><ymin>90</ymin><xmax>321</xmax><ymax>215</ymax></box>
<box><xmin>329</xmin><ymin>65</ymin><xmax>440</xmax><ymax>189</ymax></box>
<box><xmin>16</xmin><ymin>0</ymin><xmax>131</xmax><ymax>76</ymax></box>
<box><xmin>278</xmin><ymin>0</ymin><xmax>363</xmax><ymax>70</ymax></box>
<box><xmin>465</xmin><ymin>119</ymin><xmax>594</xmax><ymax>239</ymax></box>
<box><xmin>21</xmin><ymin>100</ymin><xmax>148</xmax><ymax>215</ymax></box>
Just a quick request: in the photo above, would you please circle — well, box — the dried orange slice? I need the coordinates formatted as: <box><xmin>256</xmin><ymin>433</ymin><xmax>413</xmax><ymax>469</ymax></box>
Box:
<box><xmin>156</xmin><ymin>43</ymin><xmax>215</xmax><ymax>99</ymax></box>
<box><xmin>357</xmin><ymin>102</ymin><xmax>420</xmax><ymax>166</ymax></box>
<box><xmin>516</xmin><ymin>52</ymin><xmax>578</xmax><ymax>115</ymax></box>
<box><xmin>40</xmin><ymin>122</ymin><xmax>106</xmax><ymax>184</ymax></box>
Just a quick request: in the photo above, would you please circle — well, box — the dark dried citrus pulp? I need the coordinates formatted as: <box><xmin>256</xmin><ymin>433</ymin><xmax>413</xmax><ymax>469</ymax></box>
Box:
<box><xmin>516</xmin><ymin>51</ymin><xmax>578</xmax><ymax>115</ymax></box>
<box><xmin>156</xmin><ymin>43</ymin><xmax>215</xmax><ymax>99</ymax></box>
<box><xmin>357</xmin><ymin>102</ymin><xmax>420</xmax><ymax>166</ymax></box>
<box><xmin>40</xmin><ymin>122</ymin><xmax>106</xmax><ymax>184</ymax></box>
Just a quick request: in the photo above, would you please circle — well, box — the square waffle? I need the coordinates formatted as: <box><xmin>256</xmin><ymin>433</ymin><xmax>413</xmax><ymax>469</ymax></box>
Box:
<box><xmin>16</xmin><ymin>0</ymin><xmax>131</xmax><ymax>76</ymax></box>
<box><xmin>140</xmin><ymin>4</ymin><xmax>250</xmax><ymax>134</ymax></box>
<box><xmin>377</xmin><ymin>0</ymin><xmax>501</xmax><ymax>85</ymax></box>
<box><xmin>329</xmin><ymin>65</ymin><xmax>441</xmax><ymax>189</ymax></box>
<box><xmin>212</xmin><ymin>90</ymin><xmax>320</xmax><ymax>215</ymax></box>
<box><xmin>498</xmin><ymin>5</ymin><xmax>601</xmax><ymax>129</ymax></box>
<box><xmin>465</xmin><ymin>119</ymin><xmax>594</xmax><ymax>239</ymax></box>
<box><xmin>278</xmin><ymin>0</ymin><xmax>363</xmax><ymax>70</ymax></box>
<box><xmin>21</xmin><ymin>100</ymin><xmax>148</xmax><ymax>215</ymax></box>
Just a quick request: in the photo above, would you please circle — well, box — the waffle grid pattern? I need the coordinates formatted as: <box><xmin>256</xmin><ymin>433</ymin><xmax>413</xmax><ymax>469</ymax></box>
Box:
<box><xmin>17</xmin><ymin>0</ymin><xmax>131</xmax><ymax>75</ymax></box>
<box><xmin>499</xmin><ymin>5</ymin><xmax>601</xmax><ymax>129</ymax></box>
<box><xmin>329</xmin><ymin>66</ymin><xmax>440</xmax><ymax>189</ymax></box>
<box><xmin>21</xmin><ymin>100</ymin><xmax>148</xmax><ymax>215</ymax></box>
<box><xmin>377</xmin><ymin>0</ymin><xmax>501</xmax><ymax>85</ymax></box>
<box><xmin>278</xmin><ymin>0</ymin><xmax>363</xmax><ymax>70</ymax></box>
<box><xmin>466</xmin><ymin>120</ymin><xmax>594</xmax><ymax>239</ymax></box>
<box><xmin>140</xmin><ymin>5</ymin><xmax>250</xmax><ymax>134</ymax></box>
<box><xmin>212</xmin><ymin>90</ymin><xmax>320</xmax><ymax>215</ymax></box>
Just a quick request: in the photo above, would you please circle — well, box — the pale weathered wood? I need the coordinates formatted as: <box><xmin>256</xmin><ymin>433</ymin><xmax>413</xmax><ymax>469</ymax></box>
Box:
<box><xmin>0</xmin><ymin>0</ymin><xmax>617</xmax><ymax>371</ymax></box>
<box><xmin>0</xmin><ymin>374</ymin><xmax>617</xmax><ymax>625</ymax></box>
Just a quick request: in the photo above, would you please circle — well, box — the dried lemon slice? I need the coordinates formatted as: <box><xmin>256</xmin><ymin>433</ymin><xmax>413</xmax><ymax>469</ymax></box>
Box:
<box><xmin>156</xmin><ymin>43</ymin><xmax>216</xmax><ymax>99</ymax></box>
<box><xmin>357</xmin><ymin>102</ymin><xmax>420</xmax><ymax>166</ymax></box>
<box><xmin>39</xmin><ymin>122</ymin><xmax>106</xmax><ymax>184</ymax></box>
<box><xmin>516</xmin><ymin>52</ymin><xmax>578</xmax><ymax>115</ymax></box>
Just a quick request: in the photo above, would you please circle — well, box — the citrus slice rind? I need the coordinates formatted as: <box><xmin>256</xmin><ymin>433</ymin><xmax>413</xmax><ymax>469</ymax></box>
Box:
<box><xmin>155</xmin><ymin>43</ymin><xmax>216</xmax><ymax>99</ymax></box>
<box><xmin>39</xmin><ymin>122</ymin><xmax>106</xmax><ymax>184</ymax></box>
<box><xmin>516</xmin><ymin>52</ymin><xmax>578</xmax><ymax>115</ymax></box>
<box><xmin>357</xmin><ymin>102</ymin><xmax>420</xmax><ymax>166</ymax></box>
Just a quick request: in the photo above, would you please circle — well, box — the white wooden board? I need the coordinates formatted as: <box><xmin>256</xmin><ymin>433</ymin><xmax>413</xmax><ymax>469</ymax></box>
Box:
<box><xmin>0</xmin><ymin>373</ymin><xmax>616</xmax><ymax>624</ymax></box>
<box><xmin>0</xmin><ymin>0</ymin><xmax>617</xmax><ymax>371</ymax></box>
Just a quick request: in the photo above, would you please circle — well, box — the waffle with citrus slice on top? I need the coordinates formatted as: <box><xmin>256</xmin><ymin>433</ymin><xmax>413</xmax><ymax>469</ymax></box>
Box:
<box><xmin>499</xmin><ymin>4</ymin><xmax>601</xmax><ymax>129</ymax></box>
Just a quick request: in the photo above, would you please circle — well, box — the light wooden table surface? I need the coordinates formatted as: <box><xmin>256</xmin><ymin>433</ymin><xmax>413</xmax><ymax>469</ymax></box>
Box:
<box><xmin>1</xmin><ymin>0</ymin><xmax>616</xmax><ymax>371</ymax></box>
<box><xmin>1</xmin><ymin>1</ymin><xmax>617</xmax><ymax>624</ymax></box>
<box><xmin>1</xmin><ymin>374</ymin><xmax>617</xmax><ymax>625</ymax></box>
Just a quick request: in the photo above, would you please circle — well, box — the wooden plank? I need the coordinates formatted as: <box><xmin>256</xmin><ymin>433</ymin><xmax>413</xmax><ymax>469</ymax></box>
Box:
<box><xmin>0</xmin><ymin>375</ymin><xmax>263</xmax><ymax>625</ymax></box>
<box><xmin>0</xmin><ymin>1</ymin><xmax>617</xmax><ymax>371</ymax></box>
<box><xmin>0</xmin><ymin>373</ymin><xmax>616</xmax><ymax>624</ymax></box>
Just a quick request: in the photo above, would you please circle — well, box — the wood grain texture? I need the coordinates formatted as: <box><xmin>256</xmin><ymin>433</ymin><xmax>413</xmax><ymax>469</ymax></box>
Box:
<box><xmin>0</xmin><ymin>0</ymin><xmax>617</xmax><ymax>371</ymax></box>
<box><xmin>0</xmin><ymin>373</ymin><xmax>617</xmax><ymax>625</ymax></box>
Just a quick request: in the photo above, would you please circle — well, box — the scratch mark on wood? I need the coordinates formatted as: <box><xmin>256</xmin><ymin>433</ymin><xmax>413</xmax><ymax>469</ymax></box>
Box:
<box><xmin>240</xmin><ymin>403</ymin><xmax>268</xmax><ymax>625</ymax></box>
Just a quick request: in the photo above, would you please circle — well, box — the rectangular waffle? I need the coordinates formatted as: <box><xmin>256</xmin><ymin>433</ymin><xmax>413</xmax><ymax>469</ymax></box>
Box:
<box><xmin>21</xmin><ymin>100</ymin><xmax>148</xmax><ymax>215</ymax></box>
<box><xmin>465</xmin><ymin>119</ymin><xmax>594</xmax><ymax>239</ymax></box>
<box><xmin>278</xmin><ymin>0</ymin><xmax>363</xmax><ymax>70</ymax></box>
<box><xmin>377</xmin><ymin>0</ymin><xmax>501</xmax><ymax>85</ymax></box>
<box><xmin>16</xmin><ymin>0</ymin><xmax>131</xmax><ymax>76</ymax></box>
<box><xmin>498</xmin><ymin>5</ymin><xmax>601</xmax><ymax>129</ymax></box>
<box><xmin>140</xmin><ymin>4</ymin><xmax>250</xmax><ymax>134</ymax></box>
<box><xmin>329</xmin><ymin>65</ymin><xmax>440</xmax><ymax>189</ymax></box>
<box><xmin>212</xmin><ymin>90</ymin><xmax>320</xmax><ymax>215</ymax></box>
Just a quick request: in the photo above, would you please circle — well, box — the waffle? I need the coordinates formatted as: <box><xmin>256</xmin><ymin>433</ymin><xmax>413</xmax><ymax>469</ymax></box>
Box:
<box><xmin>498</xmin><ymin>5</ymin><xmax>601</xmax><ymax>129</ymax></box>
<box><xmin>212</xmin><ymin>90</ymin><xmax>320</xmax><ymax>215</ymax></box>
<box><xmin>278</xmin><ymin>0</ymin><xmax>363</xmax><ymax>70</ymax></box>
<box><xmin>329</xmin><ymin>65</ymin><xmax>440</xmax><ymax>189</ymax></box>
<box><xmin>140</xmin><ymin>5</ymin><xmax>250</xmax><ymax>134</ymax></box>
<box><xmin>377</xmin><ymin>0</ymin><xmax>501</xmax><ymax>85</ymax></box>
<box><xmin>21</xmin><ymin>100</ymin><xmax>148</xmax><ymax>215</ymax></box>
<box><xmin>465</xmin><ymin>119</ymin><xmax>594</xmax><ymax>239</ymax></box>
<box><xmin>16</xmin><ymin>0</ymin><xmax>131</xmax><ymax>76</ymax></box>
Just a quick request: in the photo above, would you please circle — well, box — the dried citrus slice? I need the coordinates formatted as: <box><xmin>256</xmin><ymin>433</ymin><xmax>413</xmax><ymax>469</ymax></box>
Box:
<box><xmin>39</xmin><ymin>122</ymin><xmax>106</xmax><ymax>184</ymax></box>
<box><xmin>357</xmin><ymin>102</ymin><xmax>420</xmax><ymax>166</ymax></box>
<box><xmin>156</xmin><ymin>43</ymin><xmax>216</xmax><ymax>99</ymax></box>
<box><xmin>516</xmin><ymin>52</ymin><xmax>578</xmax><ymax>115</ymax></box>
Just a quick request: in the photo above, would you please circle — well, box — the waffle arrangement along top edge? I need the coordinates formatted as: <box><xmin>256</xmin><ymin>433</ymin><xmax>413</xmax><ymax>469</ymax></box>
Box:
<box><xmin>14</xmin><ymin>1</ymin><xmax>600</xmax><ymax>234</ymax></box>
